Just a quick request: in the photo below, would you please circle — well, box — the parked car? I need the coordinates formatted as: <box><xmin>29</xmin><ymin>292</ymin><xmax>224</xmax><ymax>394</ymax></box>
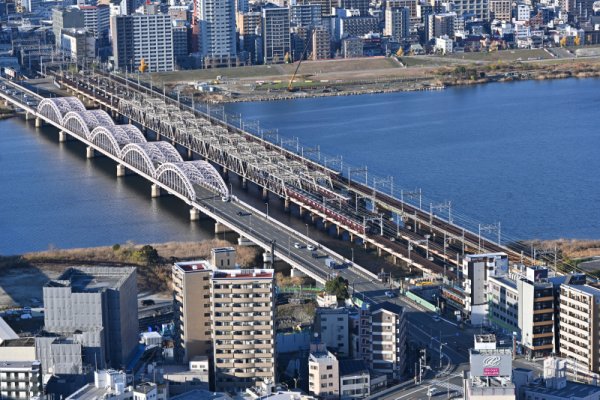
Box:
<box><xmin>385</xmin><ymin>291</ymin><xmax>395</xmax><ymax>298</ymax></box>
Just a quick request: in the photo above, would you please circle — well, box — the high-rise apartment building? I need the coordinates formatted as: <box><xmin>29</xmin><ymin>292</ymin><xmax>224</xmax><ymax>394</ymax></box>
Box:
<box><xmin>314</xmin><ymin>308</ymin><xmax>350</xmax><ymax>357</ymax></box>
<box><xmin>357</xmin><ymin>302</ymin><xmax>406</xmax><ymax>379</ymax></box>
<box><xmin>450</xmin><ymin>0</ymin><xmax>488</xmax><ymax>20</ymax></box>
<box><xmin>262</xmin><ymin>7</ymin><xmax>291</xmax><ymax>64</ymax></box>
<box><xmin>384</xmin><ymin>6</ymin><xmax>410</xmax><ymax>41</ymax></box>
<box><xmin>489</xmin><ymin>0</ymin><xmax>511</xmax><ymax>20</ymax></box>
<box><xmin>78</xmin><ymin>4</ymin><xmax>109</xmax><ymax>39</ymax></box>
<box><xmin>517</xmin><ymin>266</ymin><xmax>556</xmax><ymax>359</ymax></box>
<box><xmin>387</xmin><ymin>0</ymin><xmax>418</xmax><ymax>21</ymax></box>
<box><xmin>311</xmin><ymin>26</ymin><xmax>330</xmax><ymax>59</ymax></box>
<box><xmin>43</xmin><ymin>266</ymin><xmax>138</xmax><ymax>369</ymax></box>
<box><xmin>426</xmin><ymin>12</ymin><xmax>456</xmax><ymax>41</ymax></box>
<box><xmin>111</xmin><ymin>13</ymin><xmax>174</xmax><ymax>72</ymax></box>
<box><xmin>308</xmin><ymin>342</ymin><xmax>340</xmax><ymax>399</ymax></box>
<box><xmin>559</xmin><ymin>284</ymin><xmax>600</xmax><ymax>374</ymax></box>
<box><xmin>173</xmin><ymin>248</ymin><xmax>276</xmax><ymax>392</ymax></box>
<box><xmin>52</xmin><ymin>6</ymin><xmax>85</xmax><ymax>46</ymax></box>
<box><xmin>290</xmin><ymin>4</ymin><xmax>322</xmax><ymax>27</ymax></box>
<box><xmin>195</xmin><ymin>0</ymin><xmax>236</xmax><ymax>65</ymax></box>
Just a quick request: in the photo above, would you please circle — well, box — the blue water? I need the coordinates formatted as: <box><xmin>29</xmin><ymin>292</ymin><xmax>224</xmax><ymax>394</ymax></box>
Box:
<box><xmin>1</xmin><ymin>78</ymin><xmax>598</xmax><ymax>255</ymax></box>
<box><xmin>225</xmin><ymin>78</ymin><xmax>600</xmax><ymax>241</ymax></box>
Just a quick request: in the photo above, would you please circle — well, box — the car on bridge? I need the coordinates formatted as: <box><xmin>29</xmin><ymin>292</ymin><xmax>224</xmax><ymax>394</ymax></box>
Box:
<box><xmin>306</xmin><ymin>244</ymin><xmax>316</xmax><ymax>251</ymax></box>
<box><xmin>294</xmin><ymin>242</ymin><xmax>304</xmax><ymax>249</ymax></box>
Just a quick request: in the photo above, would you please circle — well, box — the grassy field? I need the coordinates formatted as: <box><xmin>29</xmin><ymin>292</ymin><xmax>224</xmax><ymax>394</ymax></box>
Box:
<box><xmin>445</xmin><ymin>48</ymin><xmax>553</xmax><ymax>62</ymax></box>
<box><xmin>151</xmin><ymin>57</ymin><xmax>402</xmax><ymax>83</ymax></box>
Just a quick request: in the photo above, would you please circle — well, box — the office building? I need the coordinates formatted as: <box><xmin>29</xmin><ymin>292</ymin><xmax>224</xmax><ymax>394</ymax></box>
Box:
<box><xmin>172</xmin><ymin>21</ymin><xmax>189</xmax><ymax>68</ymax></box>
<box><xmin>465</xmin><ymin>334</ymin><xmax>515</xmax><ymax>400</ymax></box>
<box><xmin>384</xmin><ymin>6</ymin><xmax>410</xmax><ymax>41</ymax></box>
<box><xmin>387</xmin><ymin>0</ymin><xmax>418</xmax><ymax>21</ymax></box>
<box><xmin>451</xmin><ymin>0</ymin><xmax>488</xmax><ymax>20</ymax></box>
<box><xmin>297</xmin><ymin>0</ymin><xmax>331</xmax><ymax>16</ymax></box>
<box><xmin>339</xmin><ymin>359</ymin><xmax>370</xmax><ymax>399</ymax></box>
<box><xmin>559</xmin><ymin>284</ymin><xmax>600</xmax><ymax>375</ymax></box>
<box><xmin>262</xmin><ymin>7</ymin><xmax>291</xmax><ymax>64</ymax></box>
<box><xmin>52</xmin><ymin>6</ymin><xmax>85</xmax><ymax>46</ymax></box>
<box><xmin>236</xmin><ymin>10</ymin><xmax>262</xmax><ymax>62</ymax></box>
<box><xmin>43</xmin><ymin>266</ymin><xmax>138</xmax><ymax>369</ymax></box>
<box><xmin>489</xmin><ymin>0</ymin><xmax>511</xmax><ymax>20</ymax></box>
<box><xmin>173</xmin><ymin>248</ymin><xmax>276</xmax><ymax>392</ymax></box>
<box><xmin>311</xmin><ymin>26</ymin><xmax>330</xmax><ymax>59</ymax></box>
<box><xmin>308</xmin><ymin>342</ymin><xmax>340</xmax><ymax>399</ymax></box>
<box><xmin>357</xmin><ymin>302</ymin><xmax>406</xmax><ymax>379</ymax></box>
<box><xmin>290</xmin><ymin>4</ymin><xmax>322</xmax><ymax>27</ymax></box>
<box><xmin>111</xmin><ymin>13</ymin><xmax>174</xmax><ymax>72</ymax></box>
<box><xmin>342</xmin><ymin>36</ymin><xmax>363</xmax><ymax>57</ymax></box>
<box><xmin>335</xmin><ymin>12</ymin><xmax>379</xmax><ymax>40</ymax></box>
<box><xmin>237</xmin><ymin>10</ymin><xmax>261</xmax><ymax>35</ymax></box>
<box><xmin>195</xmin><ymin>0</ymin><xmax>236</xmax><ymax>66</ymax></box>
<box><xmin>314</xmin><ymin>308</ymin><xmax>350</xmax><ymax>357</ymax></box>
<box><xmin>339</xmin><ymin>0</ymin><xmax>370</xmax><ymax>16</ymax></box>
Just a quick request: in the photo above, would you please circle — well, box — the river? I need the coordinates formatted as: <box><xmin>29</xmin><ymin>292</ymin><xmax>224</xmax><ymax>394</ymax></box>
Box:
<box><xmin>1</xmin><ymin>78</ymin><xmax>598</xmax><ymax>254</ymax></box>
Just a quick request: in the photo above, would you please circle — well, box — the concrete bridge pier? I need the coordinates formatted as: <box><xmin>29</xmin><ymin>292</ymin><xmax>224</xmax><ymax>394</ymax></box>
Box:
<box><xmin>336</xmin><ymin>225</ymin><xmax>344</xmax><ymax>237</ymax></box>
<box><xmin>262</xmin><ymin>187</ymin><xmax>268</xmax><ymax>201</ymax></box>
<box><xmin>291</xmin><ymin>268</ymin><xmax>307</xmax><ymax>278</ymax></box>
<box><xmin>190</xmin><ymin>208</ymin><xmax>200</xmax><ymax>221</ymax></box>
<box><xmin>241</xmin><ymin>177</ymin><xmax>248</xmax><ymax>190</ymax></box>
<box><xmin>35</xmin><ymin>117</ymin><xmax>43</xmax><ymax>128</ymax></box>
<box><xmin>187</xmin><ymin>148</ymin><xmax>193</xmax><ymax>160</ymax></box>
<box><xmin>86</xmin><ymin>146</ymin><xmax>95</xmax><ymax>158</ymax></box>
<box><xmin>377</xmin><ymin>247</ymin><xmax>382</xmax><ymax>256</ymax></box>
<box><xmin>25</xmin><ymin>112</ymin><xmax>32</xmax><ymax>121</ymax></box>
<box><xmin>151</xmin><ymin>184</ymin><xmax>162</xmax><ymax>198</ymax></box>
<box><xmin>311</xmin><ymin>213</ymin><xmax>318</xmax><ymax>223</ymax></box>
<box><xmin>116</xmin><ymin>164</ymin><xmax>130</xmax><ymax>177</ymax></box>
<box><xmin>299</xmin><ymin>207</ymin><xmax>305</xmax><ymax>217</ymax></box>
<box><xmin>215</xmin><ymin>222</ymin><xmax>233</xmax><ymax>234</ymax></box>
<box><xmin>349</xmin><ymin>233</ymin><xmax>355</xmax><ymax>242</ymax></box>
<box><xmin>58</xmin><ymin>131</ymin><xmax>69</xmax><ymax>142</ymax></box>
<box><xmin>156</xmin><ymin>133</ymin><xmax>161</xmax><ymax>141</ymax></box>
<box><xmin>284</xmin><ymin>197</ymin><xmax>290</xmax><ymax>213</ymax></box>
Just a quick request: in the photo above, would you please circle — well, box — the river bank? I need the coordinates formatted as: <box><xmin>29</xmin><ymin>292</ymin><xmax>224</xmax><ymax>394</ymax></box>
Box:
<box><xmin>155</xmin><ymin>54</ymin><xmax>600</xmax><ymax>104</ymax></box>
<box><xmin>0</xmin><ymin>104</ymin><xmax>14</xmax><ymax>119</ymax></box>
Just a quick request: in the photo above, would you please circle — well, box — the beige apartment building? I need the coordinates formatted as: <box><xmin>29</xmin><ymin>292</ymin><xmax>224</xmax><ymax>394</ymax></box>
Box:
<box><xmin>172</xmin><ymin>259</ymin><xmax>213</xmax><ymax>362</ymax></box>
<box><xmin>308</xmin><ymin>342</ymin><xmax>340</xmax><ymax>399</ymax></box>
<box><xmin>559</xmin><ymin>284</ymin><xmax>600</xmax><ymax>374</ymax></box>
<box><xmin>212</xmin><ymin>267</ymin><xmax>276</xmax><ymax>392</ymax></box>
<box><xmin>173</xmin><ymin>247</ymin><xmax>275</xmax><ymax>392</ymax></box>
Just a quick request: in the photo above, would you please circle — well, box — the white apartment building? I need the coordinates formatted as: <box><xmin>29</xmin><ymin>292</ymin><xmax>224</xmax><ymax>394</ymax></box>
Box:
<box><xmin>78</xmin><ymin>5</ymin><xmax>110</xmax><ymax>39</ymax></box>
<box><xmin>0</xmin><ymin>361</ymin><xmax>43</xmax><ymax>400</ymax></box>
<box><xmin>314</xmin><ymin>308</ymin><xmax>350</xmax><ymax>357</ymax></box>
<box><xmin>111</xmin><ymin>13</ymin><xmax>174</xmax><ymax>72</ymax></box>
<box><xmin>559</xmin><ymin>284</ymin><xmax>600</xmax><ymax>375</ymax></box>
<box><xmin>196</xmin><ymin>0</ymin><xmax>237</xmax><ymax>63</ymax></box>
<box><xmin>308</xmin><ymin>343</ymin><xmax>340</xmax><ymax>399</ymax></box>
<box><xmin>384</xmin><ymin>6</ymin><xmax>410</xmax><ymax>42</ymax></box>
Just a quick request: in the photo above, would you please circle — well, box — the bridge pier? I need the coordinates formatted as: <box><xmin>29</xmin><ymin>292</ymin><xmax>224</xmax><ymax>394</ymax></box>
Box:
<box><xmin>58</xmin><ymin>131</ymin><xmax>70</xmax><ymax>142</ymax></box>
<box><xmin>86</xmin><ymin>146</ymin><xmax>95</xmax><ymax>159</ymax></box>
<box><xmin>291</xmin><ymin>268</ymin><xmax>307</xmax><ymax>278</ymax></box>
<box><xmin>349</xmin><ymin>233</ymin><xmax>355</xmax><ymax>242</ymax></box>
<box><xmin>299</xmin><ymin>207</ymin><xmax>305</xmax><ymax>217</ymax></box>
<box><xmin>35</xmin><ymin>117</ymin><xmax>43</xmax><ymax>128</ymax></box>
<box><xmin>284</xmin><ymin>197</ymin><xmax>290</xmax><ymax>213</ymax></box>
<box><xmin>241</xmin><ymin>177</ymin><xmax>248</xmax><ymax>190</ymax></box>
<box><xmin>336</xmin><ymin>225</ymin><xmax>343</xmax><ymax>237</ymax></box>
<box><xmin>116</xmin><ymin>164</ymin><xmax>130</xmax><ymax>177</ymax></box>
<box><xmin>262</xmin><ymin>187</ymin><xmax>268</xmax><ymax>201</ymax></box>
<box><xmin>215</xmin><ymin>222</ymin><xmax>233</xmax><ymax>234</ymax></box>
<box><xmin>151</xmin><ymin>184</ymin><xmax>162</xmax><ymax>198</ymax></box>
<box><xmin>187</xmin><ymin>148</ymin><xmax>193</xmax><ymax>160</ymax></box>
<box><xmin>190</xmin><ymin>208</ymin><xmax>200</xmax><ymax>221</ymax></box>
<box><xmin>25</xmin><ymin>112</ymin><xmax>32</xmax><ymax>121</ymax></box>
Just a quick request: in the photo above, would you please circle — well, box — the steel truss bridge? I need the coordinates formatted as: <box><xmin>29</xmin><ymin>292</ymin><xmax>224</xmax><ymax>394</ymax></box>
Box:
<box><xmin>1</xmin><ymin>78</ymin><xmax>388</xmax><ymax>286</ymax></box>
<box><xmin>26</xmin><ymin>70</ymin><xmax>535</xmax><ymax>278</ymax></box>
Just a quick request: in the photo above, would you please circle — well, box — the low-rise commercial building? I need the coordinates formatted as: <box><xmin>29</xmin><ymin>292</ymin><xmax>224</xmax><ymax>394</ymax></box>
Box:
<box><xmin>308</xmin><ymin>342</ymin><xmax>340</xmax><ymax>399</ymax></box>
<box><xmin>339</xmin><ymin>359</ymin><xmax>370</xmax><ymax>399</ymax></box>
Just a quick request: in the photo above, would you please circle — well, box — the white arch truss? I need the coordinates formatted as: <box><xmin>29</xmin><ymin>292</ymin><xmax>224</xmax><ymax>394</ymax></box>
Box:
<box><xmin>155</xmin><ymin>161</ymin><xmax>229</xmax><ymax>200</ymax></box>
<box><xmin>120</xmin><ymin>142</ymin><xmax>183</xmax><ymax>177</ymax></box>
<box><xmin>37</xmin><ymin>97</ymin><xmax>85</xmax><ymax>124</ymax></box>
<box><xmin>62</xmin><ymin>110</ymin><xmax>115</xmax><ymax>140</ymax></box>
<box><xmin>90</xmin><ymin>125</ymin><xmax>147</xmax><ymax>157</ymax></box>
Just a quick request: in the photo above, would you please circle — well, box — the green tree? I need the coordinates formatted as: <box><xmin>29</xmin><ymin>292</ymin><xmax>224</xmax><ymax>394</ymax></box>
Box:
<box><xmin>325</xmin><ymin>276</ymin><xmax>349</xmax><ymax>301</ymax></box>
<box><xmin>132</xmin><ymin>245</ymin><xmax>159</xmax><ymax>265</ymax></box>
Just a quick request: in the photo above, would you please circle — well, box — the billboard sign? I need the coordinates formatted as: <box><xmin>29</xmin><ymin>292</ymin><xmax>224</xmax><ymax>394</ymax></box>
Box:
<box><xmin>470</xmin><ymin>351</ymin><xmax>512</xmax><ymax>377</ymax></box>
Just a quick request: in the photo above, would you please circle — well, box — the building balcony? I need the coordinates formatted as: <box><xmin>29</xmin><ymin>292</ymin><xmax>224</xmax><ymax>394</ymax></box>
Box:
<box><xmin>215</xmin><ymin>361</ymin><xmax>234</xmax><ymax>368</ymax></box>
<box><xmin>534</xmin><ymin>296</ymin><xmax>553</xmax><ymax>303</ymax></box>
<box><xmin>530</xmin><ymin>343</ymin><xmax>553</xmax><ymax>351</ymax></box>
<box><xmin>532</xmin><ymin>332</ymin><xmax>554</xmax><ymax>339</ymax></box>
<box><xmin>533</xmin><ymin>308</ymin><xmax>554</xmax><ymax>315</ymax></box>
<box><xmin>533</xmin><ymin>319</ymin><xmax>554</xmax><ymax>326</ymax></box>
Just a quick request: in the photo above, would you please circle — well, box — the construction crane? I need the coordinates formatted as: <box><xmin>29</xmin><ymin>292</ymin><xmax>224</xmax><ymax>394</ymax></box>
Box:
<box><xmin>287</xmin><ymin>31</ymin><xmax>314</xmax><ymax>92</ymax></box>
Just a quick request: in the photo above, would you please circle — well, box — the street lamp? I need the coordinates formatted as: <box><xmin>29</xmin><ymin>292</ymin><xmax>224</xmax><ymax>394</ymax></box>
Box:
<box><xmin>424</xmin><ymin>234</ymin><xmax>431</xmax><ymax>260</ymax></box>
<box><xmin>351</xmin><ymin>248</ymin><xmax>354</xmax><ymax>264</ymax></box>
<box><xmin>265</xmin><ymin>202</ymin><xmax>269</xmax><ymax>220</ymax></box>
<box><xmin>305</xmin><ymin>223</ymin><xmax>309</xmax><ymax>240</ymax></box>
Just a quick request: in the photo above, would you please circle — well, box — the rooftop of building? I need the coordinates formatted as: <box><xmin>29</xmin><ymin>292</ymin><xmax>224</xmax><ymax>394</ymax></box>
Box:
<box><xmin>475</xmin><ymin>334</ymin><xmax>496</xmax><ymax>344</ymax></box>
<box><xmin>171</xmin><ymin>389</ymin><xmax>232</xmax><ymax>400</ymax></box>
<box><xmin>46</xmin><ymin>266</ymin><xmax>135</xmax><ymax>293</ymax></box>
<box><xmin>562</xmin><ymin>283</ymin><xmax>600</xmax><ymax>297</ymax></box>
<box><xmin>489</xmin><ymin>274</ymin><xmax>518</xmax><ymax>290</ymax></box>
<box><xmin>339</xmin><ymin>359</ymin><xmax>369</xmax><ymax>377</ymax></box>
<box><xmin>523</xmin><ymin>380</ymin><xmax>600</xmax><ymax>398</ymax></box>
<box><xmin>212</xmin><ymin>268</ymin><xmax>273</xmax><ymax>280</ymax></box>
<box><xmin>0</xmin><ymin>360</ymin><xmax>40</xmax><ymax>370</ymax></box>
<box><xmin>174</xmin><ymin>260</ymin><xmax>213</xmax><ymax>273</ymax></box>
<box><xmin>465</xmin><ymin>252</ymin><xmax>507</xmax><ymax>260</ymax></box>
<box><xmin>470</xmin><ymin>347</ymin><xmax>512</xmax><ymax>356</ymax></box>
<box><xmin>0</xmin><ymin>337</ymin><xmax>35</xmax><ymax>347</ymax></box>
<box><xmin>309</xmin><ymin>348</ymin><xmax>337</xmax><ymax>361</ymax></box>
<box><xmin>211</xmin><ymin>247</ymin><xmax>235</xmax><ymax>254</ymax></box>
<box><xmin>134</xmin><ymin>382</ymin><xmax>157</xmax><ymax>395</ymax></box>
<box><xmin>370</xmin><ymin>301</ymin><xmax>403</xmax><ymax>315</ymax></box>
<box><xmin>316</xmin><ymin>307</ymin><xmax>349</xmax><ymax>315</ymax></box>
<box><xmin>67</xmin><ymin>383</ymin><xmax>130</xmax><ymax>400</ymax></box>
<box><xmin>0</xmin><ymin>317</ymin><xmax>19</xmax><ymax>342</ymax></box>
